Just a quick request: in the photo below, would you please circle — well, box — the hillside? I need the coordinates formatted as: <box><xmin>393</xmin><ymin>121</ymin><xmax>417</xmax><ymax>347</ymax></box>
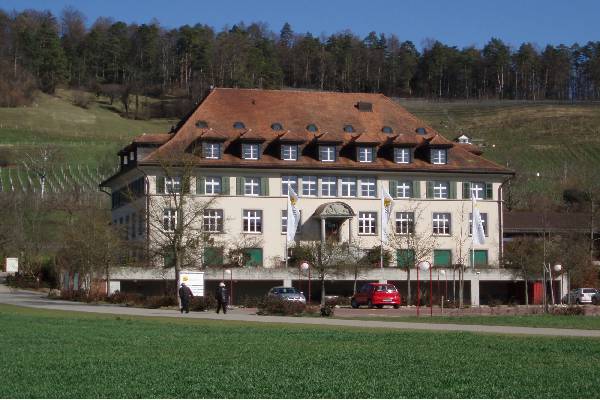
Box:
<box><xmin>1</xmin><ymin>91</ymin><xmax>599</xmax><ymax>201</ymax></box>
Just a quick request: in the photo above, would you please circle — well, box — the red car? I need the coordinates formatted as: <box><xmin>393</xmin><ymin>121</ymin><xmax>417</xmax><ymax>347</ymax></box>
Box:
<box><xmin>351</xmin><ymin>283</ymin><xmax>401</xmax><ymax>309</ymax></box>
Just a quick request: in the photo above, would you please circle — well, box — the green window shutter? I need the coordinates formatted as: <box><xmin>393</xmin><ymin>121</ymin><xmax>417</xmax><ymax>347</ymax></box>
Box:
<box><xmin>463</xmin><ymin>182</ymin><xmax>471</xmax><ymax>199</ymax></box>
<box><xmin>204</xmin><ymin>247</ymin><xmax>224</xmax><ymax>266</ymax></box>
<box><xmin>244</xmin><ymin>248</ymin><xmax>263</xmax><ymax>267</ymax></box>
<box><xmin>182</xmin><ymin>176</ymin><xmax>190</xmax><ymax>194</ymax></box>
<box><xmin>236</xmin><ymin>177</ymin><xmax>243</xmax><ymax>195</ymax></box>
<box><xmin>449</xmin><ymin>182</ymin><xmax>457</xmax><ymax>199</ymax></box>
<box><xmin>426</xmin><ymin>181</ymin><xmax>434</xmax><ymax>199</ymax></box>
<box><xmin>433</xmin><ymin>250</ymin><xmax>451</xmax><ymax>267</ymax></box>
<box><xmin>396</xmin><ymin>249</ymin><xmax>415</xmax><ymax>268</ymax></box>
<box><xmin>222</xmin><ymin>177</ymin><xmax>230</xmax><ymax>195</ymax></box>
<box><xmin>412</xmin><ymin>181</ymin><xmax>421</xmax><ymax>198</ymax></box>
<box><xmin>260</xmin><ymin>177</ymin><xmax>269</xmax><ymax>196</ymax></box>
<box><xmin>485</xmin><ymin>183</ymin><xmax>493</xmax><ymax>200</ymax></box>
<box><xmin>156</xmin><ymin>176</ymin><xmax>165</xmax><ymax>194</ymax></box>
<box><xmin>389</xmin><ymin>180</ymin><xmax>398</xmax><ymax>198</ymax></box>
<box><xmin>470</xmin><ymin>250</ymin><xmax>488</xmax><ymax>267</ymax></box>
<box><xmin>196</xmin><ymin>177</ymin><xmax>205</xmax><ymax>195</ymax></box>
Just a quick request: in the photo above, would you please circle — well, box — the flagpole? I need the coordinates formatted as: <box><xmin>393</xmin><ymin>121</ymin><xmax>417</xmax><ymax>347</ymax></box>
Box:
<box><xmin>285</xmin><ymin>195</ymin><xmax>289</xmax><ymax>269</ymax></box>
<box><xmin>380</xmin><ymin>186</ymin><xmax>385</xmax><ymax>282</ymax></box>
<box><xmin>471</xmin><ymin>189</ymin><xmax>475</xmax><ymax>270</ymax></box>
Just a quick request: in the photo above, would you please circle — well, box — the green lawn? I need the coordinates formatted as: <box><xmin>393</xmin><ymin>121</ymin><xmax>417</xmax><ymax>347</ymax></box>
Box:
<box><xmin>1</xmin><ymin>304</ymin><xmax>599</xmax><ymax>398</ymax></box>
<box><xmin>335</xmin><ymin>313</ymin><xmax>600</xmax><ymax>330</ymax></box>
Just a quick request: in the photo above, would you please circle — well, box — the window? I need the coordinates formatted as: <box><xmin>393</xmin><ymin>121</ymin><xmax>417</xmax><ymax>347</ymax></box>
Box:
<box><xmin>243</xmin><ymin>210</ymin><xmax>262</xmax><ymax>233</ymax></box>
<box><xmin>125</xmin><ymin>215</ymin><xmax>130</xmax><ymax>239</ymax></box>
<box><xmin>281</xmin><ymin>210</ymin><xmax>302</xmax><ymax>234</ymax></box>
<box><xmin>395</xmin><ymin>212</ymin><xmax>414</xmax><ymax>234</ymax></box>
<box><xmin>302</xmin><ymin>176</ymin><xmax>317</xmax><ymax>196</ymax></box>
<box><xmin>397</xmin><ymin>249</ymin><xmax>415</xmax><ymax>268</ymax></box>
<box><xmin>271</xmin><ymin>122</ymin><xmax>283</xmax><ymax>131</ymax></box>
<box><xmin>281</xmin><ymin>144</ymin><xmax>298</xmax><ymax>161</ymax></box>
<box><xmin>203</xmin><ymin>209</ymin><xmax>223</xmax><ymax>233</ymax></box>
<box><xmin>433</xmin><ymin>213</ymin><xmax>451</xmax><ymax>235</ymax></box>
<box><xmin>203</xmin><ymin>142</ymin><xmax>221</xmax><ymax>159</ymax></box>
<box><xmin>165</xmin><ymin>176</ymin><xmax>181</xmax><ymax>193</ymax></box>
<box><xmin>416</xmin><ymin>127</ymin><xmax>427</xmax><ymax>135</ymax></box>
<box><xmin>358</xmin><ymin>147</ymin><xmax>374</xmax><ymax>163</ymax></box>
<box><xmin>469</xmin><ymin>250</ymin><xmax>488</xmax><ymax>267</ymax></box>
<box><xmin>341</xmin><ymin>177</ymin><xmax>357</xmax><ymax>197</ymax></box>
<box><xmin>131</xmin><ymin>213</ymin><xmax>136</xmax><ymax>238</ymax></box>
<box><xmin>358</xmin><ymin>212</ymin><xmax>377</xmax><ymax>235</ymax></box>
<box><xmin>319</xmin><ymin>145</ymin><xmax>336</xmax><ymax>162</ymax></box>
<box><xmin>343</xmin><ymin>124</ymin><xmax>355</xmax><ymax>133</ymax></box>
<box><xmin>233</xmin><ymin>121</ymin><xmax>245</xmax><ymax>129</ymax></box>
<box><xmin>431</xmin><ymin>148</ymin><xmax>447</xmax><ymax>164</ymax></box>
<box><xmin>320</xmin><ymin>176</ymin><xmax>338</xmax><ymax>197</ymax></box>
<box><xmin>360</xmin><ymin>177</ymin><xmax>376</xmax><ymax>197</ymax></box>
<box><xmin>433</xmin><ymin>250</ymin><xmax>452</xmax><ymax>267</ymax></box>
<box><xmin>395</xmin><ymin>181</ymin><xmax>412</xmax><ymax>199</ymax></box>
<box><xmin>204</xmin><ymin>177</ymin><xmax>222</xmax><ymax>195</ymax></box>
<box><xmin>394</xmin><ymin>148</ymin><xmax>411</xmax><ymax>164</ymax></box>
<box><xmin>469</xmin><ymin>213</ymin><xmax>488</xmax><ymax>236</ymax></box>
<box><xmin>281</xmin><ymin>176</ymin><xmax>298</xmax><ymax>196</ymax></box>
<box><xmin>470</xmin><ymin>182</ymin><xmax>485</xmax><ymax>200</ymax></box>
<box><xmin>243</xmin><ymin>177</ymin><xmax>260</xmax><ymax>196</ymax></box>
<box><xmin>138</xmin><ymin>213</ymin><xmax>144</xmax><ymax>237</ymax></box>
<box><xmin>242</xmin><ymin>143</ymin><xmax>260</xmax><ymax>160</ymax></box>
<box><xmin>163</xmin><ymin>209</ymin><xmax>177</xmax><ymax>232</ymax></box>
<box><xmin>196</xmin><ymin>120</ymin><xmax>208</xmax><ymax>128</ymax></box>
<box><xmin>306</xmin><ymin>124</ymin><xmax>318</xmax><ymax>132</ymax></box>
<box><xmin>243</xmin><ymin>248</ymin><xmax>263</xmax><ymax>266</ymax></box>
<box><xmin>382</xmin><ymin>126</ymin><xmax>393</xmax><ymax>134</ymax></box>
<box><xmin>433</xmin><ymin>181</ymin><xmax>449</xmax><ymax>199</ymax></box>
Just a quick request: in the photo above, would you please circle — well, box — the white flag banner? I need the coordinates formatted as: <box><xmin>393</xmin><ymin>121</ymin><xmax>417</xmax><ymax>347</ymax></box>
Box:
<box><xmin>287</xmin><ymin>187</ymin><xmax>301</xmax><ymax>242</ymax></box>
<box><xmin>471</xmin><ymin>196</ymin><xmax>486</xmax><ymax>246</ymax></box>
<box><xmin>381</xmin><ymin>186</ymin><xmax>395</xmax><ymax>245</ymax></box>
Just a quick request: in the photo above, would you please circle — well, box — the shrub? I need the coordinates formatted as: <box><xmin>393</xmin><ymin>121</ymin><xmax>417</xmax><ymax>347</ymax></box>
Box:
<box><xmin>238</xmin><ymin>295</ymin><xmax>261</xmax><ymax>308</ymax></box>
<box><xmin>107</xmin><ymin>291</ymin><xmax>145</xmax><ymax>306</ymax></box>
<box><xmin>257</xmin><ymin>297</ymin><xmax>306</xmax><ymax>316</ymax></box>
<box><xmin>190</xmin><ymin>296</ymin><xmax>217</xmax><ymax>312</ymax></box>
<box><xmin>72</xmin><ymin>90</ymin><xmax>92</xmax><ymax>108</ymax></box>
<box><xmin>320</xmin><ymin>305</ymin><xmax>334</xmax><ymax>317</ymax></box>
<box><xmin>552</xmin><ymin>305</ymin><xmax>584</xmax><ymax>316</ymax></box>
<box><xmin>144</xmin><ymin>295</ymin><xmax>177</xmax><ymax>309</ymax></box>
<box><xmin>324</xmin><ymin>296</ymin><xmax>351</xmax><ymax>307</ymax></box>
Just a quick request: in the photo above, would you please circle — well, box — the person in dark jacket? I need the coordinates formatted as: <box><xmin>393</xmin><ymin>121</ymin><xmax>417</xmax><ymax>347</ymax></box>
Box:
<box><xmin>178</xmin><ymin>282</ymin><xmax>193</xmax><ymax>314</ymax></box>
<box><xmin>215</xmin><ymin>282</ymin><xmax>229</xmax><ymax>314</ymax></box>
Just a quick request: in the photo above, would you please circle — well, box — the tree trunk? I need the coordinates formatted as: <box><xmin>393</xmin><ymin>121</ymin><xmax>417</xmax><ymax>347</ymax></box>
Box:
<box><xmin>458</xmin><ymin>264</ymin><xmax>464</xmax><ymax>308</ymax></box>
<box><xmin>524</xmin><ymin>275</ymin><xmax>529</xmax><ymax>305</ymax></box>
<box><xmin>406</xmin><ymin>267</ymin><xmax>411</xmax><ymax>305</ymax></box>
<box><xmin>320</xmin><ymin>274</ymin><xmax>326</xmax><ymax>306</ymax></box>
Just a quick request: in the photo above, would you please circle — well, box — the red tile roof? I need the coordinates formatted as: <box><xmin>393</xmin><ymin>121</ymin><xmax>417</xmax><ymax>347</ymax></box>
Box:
<box><xmin>136</xmin><ymin>88</ymin><xmax>512</xmax><ymax>174</ymax></box>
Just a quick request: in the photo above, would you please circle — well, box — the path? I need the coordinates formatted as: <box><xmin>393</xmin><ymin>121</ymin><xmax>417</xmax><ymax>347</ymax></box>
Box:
<box><xmin>1</xmin><ymin>285</ymin><xmax>599</xmax><ymax>338</ymax></box>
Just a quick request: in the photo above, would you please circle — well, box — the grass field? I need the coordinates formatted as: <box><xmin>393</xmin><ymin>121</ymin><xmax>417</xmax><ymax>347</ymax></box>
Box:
<box><xmin>1</xmin><ymin>304</ymin><xmax>599</xmax><ymax>398</ymax></box>
<box><xmin>336</xmin><ymin>313</ymin><xmax>600</xmax><ymax>330</ymax></box>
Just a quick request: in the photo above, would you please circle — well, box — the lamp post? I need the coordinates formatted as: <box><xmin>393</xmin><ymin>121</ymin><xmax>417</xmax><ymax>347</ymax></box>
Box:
<box><xmin>440</xmin><ymin>269</ymin><xmax>447</xmax><ymax>304</ymax></box>
<box><xmin>475</xmin><ymin>271</ymin><xmax>481</xmax><ymax>307</ymax></box>
<box><xmin>553</xmin><ymin>264</ymin><xmax>562</xmax><ymax>304</ymax></box>
<box><xmin>300</xmin><ymin>261</ymin><xmax>310</xmax><ymax>304</ymax></box>
<box><xmin>417</xmin><ymin>261</ymin><xmax>431</xmax><ymax>317</ymax></box>
<box><xmin>224</xmin><ymin>269</ymin><xmax>232</xmax><ymax>305</ymax></box>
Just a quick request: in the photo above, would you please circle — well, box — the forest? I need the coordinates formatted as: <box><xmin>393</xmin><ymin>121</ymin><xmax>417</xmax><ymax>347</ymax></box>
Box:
<box><xmin>2</xmin><ymin>7</ymin><xmax>600</xmax><ymax>110</ymax></box>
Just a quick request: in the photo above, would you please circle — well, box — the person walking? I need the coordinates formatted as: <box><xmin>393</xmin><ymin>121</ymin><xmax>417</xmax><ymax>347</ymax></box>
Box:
<box><xmin>215</xmin><ymin>282</ymin><xmax>229</xmax><ymax>314</ymax></box>
<box><xmin>178</xmin><ymin>282</ymin><xmax>193</xmax><ymax>314</ymax></box>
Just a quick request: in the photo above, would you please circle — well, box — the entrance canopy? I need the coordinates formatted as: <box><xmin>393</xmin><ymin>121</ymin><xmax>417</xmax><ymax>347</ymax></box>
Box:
<box><xmin>312</xmin><ymin>202</ymin><xmax>355</xmax><ymax>219</ymax></box>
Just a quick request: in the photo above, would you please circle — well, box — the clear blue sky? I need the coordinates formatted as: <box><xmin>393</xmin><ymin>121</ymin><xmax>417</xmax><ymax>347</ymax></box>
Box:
<box><xmin>2</xmin><ymin>0</ymin><xmax>598</xmax><ymax>49</ymax></box>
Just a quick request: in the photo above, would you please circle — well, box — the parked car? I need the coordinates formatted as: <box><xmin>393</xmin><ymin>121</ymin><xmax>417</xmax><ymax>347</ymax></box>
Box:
<box><xmin>351</xmin><ymin>283</ymin><xmax>401</xmax><ymax>309</ymax></box>
<box><xmin>591</xmin><ymin>290</ymin><xmax>600</xmax><ymax>305</ymax></box>
<box><xmin>563</xmin><ymin>288</ymin><xmax>597</xmax><ymax>304</ymax></box>
<box><xmin>267</xmin><ymin>286</ymin><xmax>306</xmax><ymax>304</ymax></box>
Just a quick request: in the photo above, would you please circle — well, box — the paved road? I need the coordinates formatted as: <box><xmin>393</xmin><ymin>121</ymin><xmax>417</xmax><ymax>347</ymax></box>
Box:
<box><xmin>1</xmin><ymin>285</ymin><xmax>599</xmax><ymax>338</ymax></box>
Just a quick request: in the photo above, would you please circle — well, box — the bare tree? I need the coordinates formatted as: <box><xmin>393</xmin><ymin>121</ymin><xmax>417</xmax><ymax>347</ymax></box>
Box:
<box><xmin>386</xmin><ymin>202</ymin><xmax>437</xmax><ymax>305</ymax></box>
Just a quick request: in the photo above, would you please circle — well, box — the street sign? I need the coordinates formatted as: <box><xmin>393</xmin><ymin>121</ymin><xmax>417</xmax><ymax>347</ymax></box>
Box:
<box><xmin>5</xmin><ymin>258</ymin><xmax>18</xmax><ymax>273</ymax></box>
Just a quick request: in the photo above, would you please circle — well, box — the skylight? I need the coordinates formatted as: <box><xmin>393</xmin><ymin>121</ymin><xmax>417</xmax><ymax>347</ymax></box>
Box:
<box><xmin>306</xmin><ymin>124</ymin><xmax>318</xmax><ymax>132</ymax></box>
<box><xmin>233</xmin><ymin>121</ymin><xmax>246</xmax><ymax>129</ymax></box>
<box><xmin>382</xmin><ymin>126</ymin><xmax>393</xmax><ymax>134</ymax></box>
<box><xmin>196</xmin><ymin>120</ymin><xmax>208</xmax><ymax>128</ymax></box>
<box><xmin>416</xmin><ymin>127</ymin><xmax>427</xmax><ymax>135</ymax></box>
<box><xmin>343</xmin><ymin>124</ymin><xmax>355</xmax><ymax>133</ymax></box>
<box><xmin>271</xmin><ymin>122</ymin><xmax>284</xmax><ymax>131</ymax></box>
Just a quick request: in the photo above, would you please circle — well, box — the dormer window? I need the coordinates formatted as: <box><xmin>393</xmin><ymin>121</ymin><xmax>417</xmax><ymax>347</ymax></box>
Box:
<box><xmin>357</xmin><ymin>146</ymin><xmax>375</xmax><ymax>163</ymax></box>
<box><xmin>416</xmin><ymin>127</ymin><xmax>427</xmax><ymax>135</ymax></box>
<box><xmin>306</xmin><ymin>124</ymin><xmax>318</xmax><ymax>132</ymax></box>
<box><xmin>343</xmin><ymin>124</ymin><xmax>355</xmax><ymax>133</ymax></box>
<box><xmin>281</xmin><ymin>144</ymin><xmax>298</xmax><ymax>161</ymax></box>
<box><xmin>319</xmin><ymin>145</ymin><xmax>336</xmax><ymax>162</ymax></box>
<box><xmin>271</xmin><ymin>122</ymin><xmax>284</xmax><ymax>131</ymax></box>
<box><xmin>196</xmin><ymin>120</ymin><xmax>208</xmax><ymax>128</ymax></box>
<box><xmin>165</xmin><ymin>176</ymin><xmax>182</xmax><ymax>194</ymax></box>
<box><xmin>431</xmin><ymin>148</ymin><xmax>448</xmax><ymax>165</ymax></box>
<box><xmin>394</xmin><ymin>148</ymin><xmax>411</xmax><ymax>164</ymax></box>
<box><xmin>203</xmin><ymin>142</ymin><xmax>221</xmax><ymax>159</ymax></box>
<box><xmin>242</xmin><ymin>143</ymin><xmax>260</xmax><ymax>160</ymax></box>
<box><xmin>233</xmin><ymin>121</ymin><xmax>246</xmax><ymax>129</ymax></box>
<box><xmin>382</xmin><ymin>126</ymin><xmax>394</xmax><ymax>134</ymax></box>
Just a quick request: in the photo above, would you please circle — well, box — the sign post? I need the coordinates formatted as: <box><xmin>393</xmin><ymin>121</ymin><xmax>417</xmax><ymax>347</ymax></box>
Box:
<box><xmin>5</xmin><ymin>258</ymin><xmax>18</xmax><ymax>273</ymax></box>
<box><xmin>179</xmin><ymin>271</ymin><xmax>205</xmax><ymax>297</ymax></box>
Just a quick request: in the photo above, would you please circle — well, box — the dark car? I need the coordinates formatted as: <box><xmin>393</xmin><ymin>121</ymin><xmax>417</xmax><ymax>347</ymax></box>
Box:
<box><xmin>351</xmin><ymin>283</ymin><xmax>401</xmax><ymax>309</ymax></box>
<box><xmin>592</xmin><ymin>290</ymin><xmax>600</xmax><ymax>305</ymax></box>
<box><xmin>267</xmin><ymin>286</ymin><xmax>306</xmax><ymax>304</ymax></box>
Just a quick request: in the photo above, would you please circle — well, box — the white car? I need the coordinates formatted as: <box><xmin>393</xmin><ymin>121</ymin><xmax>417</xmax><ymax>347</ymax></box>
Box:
<box><xmin>564</xmin><ymin>288</ymin><xmax>597</xmax><ymax>305</ymax></box>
